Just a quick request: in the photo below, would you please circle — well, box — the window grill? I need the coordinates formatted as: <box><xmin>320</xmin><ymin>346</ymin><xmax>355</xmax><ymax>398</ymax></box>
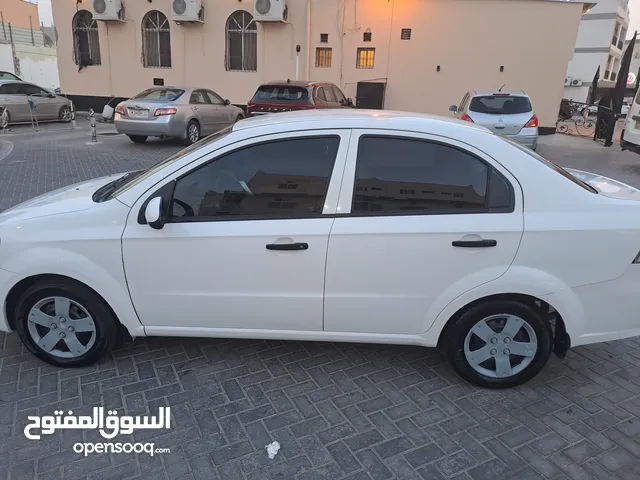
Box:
<box><xmin>73</xmin><ymin>10</ymin><xmax>101</xmax><ymax>66</ymax></box>
<box><xmin>226</xmin><ymin>11</ymin><xmax>257</xmax><ymax>72</ymax></box>
<box><xmin>142</xmin><ymin>11</ymin><xmax>172</xmax><ymax>68</ymax></box>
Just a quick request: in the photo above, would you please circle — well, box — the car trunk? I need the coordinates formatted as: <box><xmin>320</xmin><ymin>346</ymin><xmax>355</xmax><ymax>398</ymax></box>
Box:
<box><xmin>467</xmin><ymin>95</ymin><xmax>533</xmax><ymax>135</ymax></box>
<box><xmin>120</xmin><ymin>88</ymin><xmax>183</xmax><ymax>121</ymax></box>
<box><xmin>248</xmin><ymin>85</ymin><xmax>312</xmax><ymax>115</ymax></box>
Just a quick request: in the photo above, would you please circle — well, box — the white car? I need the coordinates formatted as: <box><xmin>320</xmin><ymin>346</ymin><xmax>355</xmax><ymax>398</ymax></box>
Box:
<box><xmin>1</xmin><ymin>110</ymin><xmax>640</xmax><ymax>389</ymax></box>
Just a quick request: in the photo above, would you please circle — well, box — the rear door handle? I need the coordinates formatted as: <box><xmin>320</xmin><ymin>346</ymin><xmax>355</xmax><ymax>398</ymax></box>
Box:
<box><xmin>452</xmin><ymin>239</ymin><xmax>497</xmax><ymax>248</ymax></box>
<box><xmin>266</xmin><ymin>242</ymin><xmax>309</xmax><ymax>251</ymax></box>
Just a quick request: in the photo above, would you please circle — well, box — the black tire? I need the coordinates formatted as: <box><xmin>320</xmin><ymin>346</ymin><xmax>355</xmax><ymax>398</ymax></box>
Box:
<box><xmin>59</xmin><ymin>105</ymin><xmax>72</xmax><ymax>123</ymax></box>
<box><xmin>128</xmin><ymin>135</ymin><xmax>148</xmax><ymax>144</ymax></box>
<box><xmin>183</xmin><ymin>120</ymin><xmax>200</xmax><ymax>146</ymax></box>
<box><xmin>13</xmin><ymin>279</ymin><xmax>119</xmax><ymax>367</ymax></box>
<box><xmin>234</xmin><ymin>114</ymin><xmax>244</xmax><ymax>123</ymax></box>
<box><xmin>444</xmin><ymin>300</ymin><xmax>553</xmax><ymax>389</ymax></box>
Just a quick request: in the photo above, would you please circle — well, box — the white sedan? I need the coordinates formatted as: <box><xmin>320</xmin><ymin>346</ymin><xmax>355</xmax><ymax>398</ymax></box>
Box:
<box><xmin>1</xmin><ymin>110</ymin><xmax>639</xmax><ymax>389</ymax></box>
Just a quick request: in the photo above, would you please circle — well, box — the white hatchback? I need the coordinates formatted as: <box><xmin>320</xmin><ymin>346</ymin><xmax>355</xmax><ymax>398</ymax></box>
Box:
<box><xmin>1</xmin><ymin>110</ymin><xmax>640</xmax><ymax>388</ymax></box>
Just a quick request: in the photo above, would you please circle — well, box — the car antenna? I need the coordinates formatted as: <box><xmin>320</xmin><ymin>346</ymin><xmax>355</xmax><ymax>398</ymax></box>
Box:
<box><xmin>498</xmin><ymin>84</ymin><xmax>505</xmax><ymax>92</ymax></box>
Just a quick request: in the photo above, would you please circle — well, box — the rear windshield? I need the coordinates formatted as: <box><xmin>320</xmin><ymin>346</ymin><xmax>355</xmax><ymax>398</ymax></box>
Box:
<box><xmin>469</xmin><ymin>95</ymin><xmax>532</xmax><ymax>115</ymax></box>
<box><xmin>0</xmin><ymin>71</ymin><xmax>20</xmax><ymax>81</ymax></box>
<box><xmin>251</xmin><ymin>85</ymin><xmax>309</xmax><ymax>103</ymax></box>
<box><xmin>132</xmin><ymin>88</ymin><xmax>184</xmax><ymax>101</ymax></box>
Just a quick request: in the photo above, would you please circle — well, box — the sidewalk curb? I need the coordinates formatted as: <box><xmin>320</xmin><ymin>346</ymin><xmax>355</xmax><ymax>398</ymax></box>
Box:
<box><xmin>0</xmin><ymin>139</ymin><xmax>14</xmax><ymax>162</ymax></box>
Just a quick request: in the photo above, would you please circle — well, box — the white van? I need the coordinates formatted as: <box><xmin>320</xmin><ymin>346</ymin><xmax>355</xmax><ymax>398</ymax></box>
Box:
<box><xmin>622</xmin><ymin>91</ymin><xmax>640</xmax><ymax>154</ymax></box>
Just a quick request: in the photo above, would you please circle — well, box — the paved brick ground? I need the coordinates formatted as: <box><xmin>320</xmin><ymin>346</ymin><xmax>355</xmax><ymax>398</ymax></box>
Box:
<box><xmin>1</xmin><ymin>125</ymin><xmax>640</xmax><ymax>480</ymax></box>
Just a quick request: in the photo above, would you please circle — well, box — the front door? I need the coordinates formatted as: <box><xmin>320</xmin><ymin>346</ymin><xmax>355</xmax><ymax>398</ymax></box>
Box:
<box><xmin>21</xmin><ymin>83</ymin><xmax>57</xmax><ymax>120</ymax></box>
<box><xmin>122</xmin><ymin>131</ymin><xmax>350</xmax><ymax>332</ymax></box>
<box><xmin>205</xmin><ymin>90</ymin><xmax>234</xmax><ymax>130</ymax></box>
<box><xmin>324</xmin><ymin>131</ymin><xmax>524</xmax><ymax>335</ymax></box>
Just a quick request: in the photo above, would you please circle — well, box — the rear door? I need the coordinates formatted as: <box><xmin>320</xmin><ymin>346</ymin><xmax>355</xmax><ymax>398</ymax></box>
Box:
<box><xmin>467</xmin><ymin>95</ymin><xmax>533</xmax><ymax>135</ymax></box>
<box><xmin>189</xmin><ymin>90</ymin><xmax>215</xmax><ymax>134</ymax></box>
<box><xmin>324</xmin><ymin>131</ymin><xmax>524</xmax><ymax>335</ymax></box>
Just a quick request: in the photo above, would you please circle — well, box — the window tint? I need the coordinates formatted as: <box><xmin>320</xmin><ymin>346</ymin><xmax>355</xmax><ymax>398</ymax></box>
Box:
<box><xmin>316</xmin><ymin>87</ymin><xmax>327</xmax><ymax>102</ymax></box>
<box><xmin>206</xmin><ymin>90</ymin><xmax>224</xmax><ymax>105</ymax></box>
<box><xmin>469</xmin><ymin>95</ymin><xmax>532</xmax><ymax>115</ymax></box>
<box><xmin>170</xmin><ymin>137</ymin><xmax>340</xmax><ymax>220</ymax></box>
<box><xmin>0</xmin><ymin>83</ymin><xmax>21</xmax><ymax>94</ymax></box>
<box><xmin>332</xmin><ymin>85</ymin><xmax>346</xmax><ymax>103</ymax></box>
<box><xmin>190</xmin><ymin>91</ymin><xmax>210</xmax><ymax>104</ymax></box>
<box><xmin>322</xmin><ymin>86</ymin><xmax>337</xmax><ymax>102</ymax></box>
<box><xmin>0</xmin><ymin>72</ymin><xmax>20</xmax><ymax>81</ymax></box>
<box><xmin>21</xmin><ymin>84</ymin><xmax>46</xmax><ymax>96</ymax></box>
<box><xmin>353</xmin><ymin>137</ymin><xmax>494</xmax><ymax>214</ymax></box>
<box><xmin>133</xmin><ymin>88</ymin><xmax>184</xmax><ymax>101</ymax></box>
<box><xmin>252</xmin><ymin>85</ymin><xmax>309</xmax><ymax>103</ymax></box>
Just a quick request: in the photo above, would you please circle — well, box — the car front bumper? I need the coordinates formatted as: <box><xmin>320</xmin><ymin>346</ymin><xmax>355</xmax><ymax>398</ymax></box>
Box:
<box><xmin>114</xmin><ymin>114</ymin><xmax>186</xmax><ymax>138</ymax></box>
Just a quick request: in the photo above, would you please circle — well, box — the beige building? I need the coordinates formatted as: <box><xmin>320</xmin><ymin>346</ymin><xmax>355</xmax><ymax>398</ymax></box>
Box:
<box><xmin>52</xmin><ymin>0</ymin><xmax>591</xmax><ymax>131</ymax></box>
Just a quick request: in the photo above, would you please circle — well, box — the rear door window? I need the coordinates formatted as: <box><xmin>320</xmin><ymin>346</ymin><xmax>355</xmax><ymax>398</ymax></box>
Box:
<box><xmin>190</xmin><ymin>90</ymin><xmax>210</xmax><ymax>105</ymax></box>
<box><xmin>469</xmin><ymin>95</ymin><xmax>532</xmax><ymax>115</ymax></box>
<box><xmin>252</xmin><ymin>86</ymin><xmax>309</xmax><ymax>103</ymax></box>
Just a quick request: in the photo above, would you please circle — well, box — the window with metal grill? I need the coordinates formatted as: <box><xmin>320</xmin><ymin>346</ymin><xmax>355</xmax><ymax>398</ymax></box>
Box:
<box><xmin>316</xmin><ymin>48</ymin><xmax>332</xmax><ymax>68</ymax></box>
<box><xmin>226</xmin><ymin>10</ymin><xmax>258</xmax><ymax>72</ymax></box>
<box><xmin>72</xmin><ymin>10</ymin><xmax>101</xmax><ymax>66</ymax></box>
<box><xmin>142</xmin><ymin>11</ymin><xmax>172</xmax><ymax>68</ymax></box>
<box><xmin>320</xmin><ymin>33</ymin><xmax>329</xmax><ymax>43</ymax></box>
<box><xmin>356</xmin><ymin>48</ymin><xmax>375</xmax><ymax>69</ymax></box>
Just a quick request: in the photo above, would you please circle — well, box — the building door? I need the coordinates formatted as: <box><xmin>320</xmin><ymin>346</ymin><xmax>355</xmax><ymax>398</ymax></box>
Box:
<box><xmin>356</xmin><ymin>82</ymin><xmax>386</xmax><ymax>109</ymax></box>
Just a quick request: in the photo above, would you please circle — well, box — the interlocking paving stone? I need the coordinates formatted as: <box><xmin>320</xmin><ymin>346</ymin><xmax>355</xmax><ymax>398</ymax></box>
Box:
<box><xmin>0</xmin><ymin>130</ymin><xmax>639</xmax><ymax>478</ymax></box>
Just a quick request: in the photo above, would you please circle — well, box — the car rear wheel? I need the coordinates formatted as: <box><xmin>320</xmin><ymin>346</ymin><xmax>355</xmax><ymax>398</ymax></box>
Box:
<box><xmin>14</xmin><ymin>279</ymin><xmax>119</xmax><ymax>367</ymax></box>
<box><xmin>59</xmin><ymin>105</ymin><xmax>72</xmax><ymax>122</ymax></box>
<box><xmin>128</xmin><ymin>135</ymin><xmax>147</xmax><ymax>144</ymax></box>
<box><xmin>184</xmin><ymin>120</ymin><xmax>200</xmax><ymax>145</ymax></box>
<box><xmin>445</xmin><ymin>300</ymin><xmax>553</xmax><ymax>388</ymax></box>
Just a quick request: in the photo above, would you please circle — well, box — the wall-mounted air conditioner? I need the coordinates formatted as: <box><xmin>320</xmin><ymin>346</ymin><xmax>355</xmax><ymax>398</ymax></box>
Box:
<box><xmin>254</xmin><ymin>0</ymin><xmax>288</xmax><ymax>22</ymax></box>
<box><xmin>571</xmin><ymin>79</ymin><xmax>583</xmax><ymax>86</ymax></box>
<box><xmin>171</xmin><ymin>0</ymin><xmax>204</xmax><ymax>23</ymax></box>
<box><xmin>92</xmin><ymin>0</ymin><xmax>124</xmax><ymax>21</ymax></box>
<box><xmin>564</xmin><ymin>77</ymin><xmax>572</xmax><ymax>86</ymax></box>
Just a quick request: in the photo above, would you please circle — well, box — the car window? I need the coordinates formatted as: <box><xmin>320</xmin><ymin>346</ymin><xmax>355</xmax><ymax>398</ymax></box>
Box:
<box><xmin>322</xmin><ymin>86</ymin><xmax>337</xmax><ymax>103</ymax></box>
<box><xmin>332</xmin><ymin>85</ymin><xmax>347</xmax><ymax>103</ymax></box>
<box><xmin>458</xmin><ymin>93</ymin><xmax>469</xmax><ymax>112</ymax></box>
<box><xmin>20</xmin><ymin>84</ymin><xmax>46</xmax><ymax>96</ymax></box>
<box><xmin>170</xmin><ymin>137</ymin><xmax>340</xmax><ymax>220</ymax></box>
<box><xmin>206</xmin><ymin>90</ymin><xmax>224</xmax><ymax>105</ymax></box>
<box><xmin>469</xmin><ymin>95</ymin><xmax>532</xmax><ymax>115</ymax></box>
<box><xmin>251</xmin><ymin>85</ymin><xmax>309</xmax><ymax>103</ymax></box>
<box><xmin>0</xmin><ymin>72</ymin><xmax>20</xmax><ymax>81</ymax></box>
<box><xmin>189</xmin><ymin>90</ymin><xmax>210</xmax><ymax>105</ymax></box>
<box><xmin>132</xmin><ymin>88</ymin><xmax>184</xmax><ymax>101</ymax></box>
<box><xmin>316</xmin><ymin>87</ymin><xmax>327</xmax><ymax>102</ymax></box>
<box><xmin>352</xmin><ymin>136</ymin><xmax>512</xmax><ymax>214</ymax></box>
<box><xmin>0</xmin><ymin>83</ymin><xmax>22</xmax><ymax>95</ymax></box>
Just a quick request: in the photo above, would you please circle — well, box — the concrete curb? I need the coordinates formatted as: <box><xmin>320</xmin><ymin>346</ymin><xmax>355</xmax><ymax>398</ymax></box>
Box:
<box><xmin>0</xmin><ymin>139</ymin><xmax>14</xmax><ymax>162</ymax></box>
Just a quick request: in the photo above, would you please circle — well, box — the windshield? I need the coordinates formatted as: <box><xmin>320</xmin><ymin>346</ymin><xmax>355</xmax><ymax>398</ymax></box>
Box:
<box><xmin>503</xmin><ymin>138</ymin><xmax>597</xmax><ymax>193</ymax></box>
<box><xmin>469</xmin><ymin>95</ymin><xmax>532</xmax><ymax>115</ymax></box>
<box><xmin>132</xmin><ymin>88</ymin><xmax>184</xmax><ymax>101</ymax></box>
<box><xmin>106</xmin><ymin>127</ymin><xmax>233</xmax><ymax>199</ymax></box>
<box><xmin>251</xmin><ymin>85</ymin><xmax>309</xmax><ymax>103</ymax></box>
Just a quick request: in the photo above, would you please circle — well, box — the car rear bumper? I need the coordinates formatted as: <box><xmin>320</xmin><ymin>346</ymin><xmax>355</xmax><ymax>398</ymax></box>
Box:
<box><xmin>503</xmin><ymin>128</ymin><xmax>538</xmax><ymax>149</ymax></box>
<box><xmin>114</xmin><ymin>114</ymin><xmax>185</xmax><ymax>138</ymax></box>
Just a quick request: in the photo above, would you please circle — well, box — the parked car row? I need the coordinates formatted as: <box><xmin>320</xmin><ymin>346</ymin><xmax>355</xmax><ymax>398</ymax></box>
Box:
<box><xmin>115</xmin><ymin>80</ymin><xmax>354</xmax><ymax>145</ymax></box>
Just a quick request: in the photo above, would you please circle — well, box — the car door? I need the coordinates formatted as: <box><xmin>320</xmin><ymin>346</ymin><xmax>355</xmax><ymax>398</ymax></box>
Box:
<box><xmin>205</xmin><ymin>90</ymin><xmax>234</xmax><ymax>130</ymax></box>
<box><xmin>122</xmin><ymin>130</ymin><xmax>351</xmax><ymax>332</ymax></box>
<box><xmin>189</xmin><ymin>90</ymin><xmax>215</xmax><ymax>135</ymax></box>
<box><xmin>21</xmin><ymin>83</ymin><xmax>57</xmax><ymax>120</ymax></box>
<box><xmin>0</xmin><ymin>82</ymin><xmax>29</xmax><ymax>122</ymax></box>
<box><xmin>324</xmin><ymin>130</ymin><xmax>523</xmax><ymax>336</ymax></box>
<box><xmin>321</xmin><ymin>85</ymin><xmax>340</xmax><ymax>108</ymax></box>
<box><xmin>314</xmin><ymin>86</ymin><xmax>330</xmax><ymax>109</ymax></box>
<box><xmin>331</xmin><ymin>85</ymin><xmax>350</xmax><ymax>108</ymax></box>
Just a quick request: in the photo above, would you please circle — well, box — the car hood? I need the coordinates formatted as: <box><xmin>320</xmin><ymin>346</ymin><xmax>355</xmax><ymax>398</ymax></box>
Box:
<box><xmin>565</xmin><ymin>168</ymin><xmax>640</xmax><ymax>200</ymax></box>
<box><xmin>0</xmin><ymin>174</ymin><xmax>122</xmax><ymax>225</ymax></box>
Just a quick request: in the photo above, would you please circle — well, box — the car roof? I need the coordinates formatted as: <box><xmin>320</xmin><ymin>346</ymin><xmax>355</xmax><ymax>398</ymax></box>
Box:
<box><xmin>259</xmin><ymin>80</ymin><xmax>332</xmax><ymax>87</ymax></box>
<box><xmin>471</xmin><ymin>89</ymin><xmax>528</xmax><ymax>97</ymax></box>
<box><xmin>233</xmin><ymin>109</ymin><xmax>491</xmax><ymax>134</ymax></box>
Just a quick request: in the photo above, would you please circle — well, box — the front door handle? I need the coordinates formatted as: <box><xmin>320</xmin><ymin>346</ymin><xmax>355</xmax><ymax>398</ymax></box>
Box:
<box><xmin>266</xmin><ymin>242</ymin><xmax>309</xmax><ymax>251</ymax></box>
<box><xmin>452</xmin><ymin>239</ymin><xmax>497</xmax><ymax>248</ymax></box>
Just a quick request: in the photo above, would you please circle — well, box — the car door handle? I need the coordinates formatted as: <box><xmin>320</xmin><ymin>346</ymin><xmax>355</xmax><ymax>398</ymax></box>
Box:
<box><xmin>452</xmin><ymin>239</ymin><xmax>497</xmax><ymax>248</ymax></box>
<box><xmin>266</xmin><ymin>242</ymin><xmax>309</xmax><ymax>251</ymax></box>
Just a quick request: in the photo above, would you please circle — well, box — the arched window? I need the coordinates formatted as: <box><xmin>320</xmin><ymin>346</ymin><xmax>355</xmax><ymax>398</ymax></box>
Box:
<box><xmin>226</xmin><ymin>11</ymin><xmax>257</xmax><ymax>72</ymax></box>
<box><xmin>142</xmin><ymin>11</ymin><xmax>172</xmax><ymax>68</ymax></box>
<box><xmin>72</xmin><ymin>10</ymin><xmax>101</xmax><ymax>66</ymax></box>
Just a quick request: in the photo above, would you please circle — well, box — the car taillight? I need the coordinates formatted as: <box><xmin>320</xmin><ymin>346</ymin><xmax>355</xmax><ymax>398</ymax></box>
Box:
<box><xmin>460</xmin><ymin>113</ymin><xmax>474</xmax><ymax>122</ymax></box>
<box><xmin>524</xmin><ymin>114</ymin><xmax>539</xmax><ymax>128</ymax></box>
<box><xmin>115</xmin><ymin>106</ymin><xmax>125</xmax><ymax>115</ymax></box>
<box><xmin>154</xmin><ymin>107</ymin><xmax>177</xmax><ymax>116</ymax></box>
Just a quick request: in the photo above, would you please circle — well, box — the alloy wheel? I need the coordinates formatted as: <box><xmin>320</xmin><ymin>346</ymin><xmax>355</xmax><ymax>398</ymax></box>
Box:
<box><xmin>27</xmin><ymin>296</ymin><xmax>96</xmax><ymax>358</ymax></box>
<box><xmin>463</xmin><ymin>314</ymin><xmax>537</xmax><ymax>379</ymax></box>
<box><xmin>188</xmin><ymin>124</ymin><xmax>199</xmax><ymax>143</ymax></box>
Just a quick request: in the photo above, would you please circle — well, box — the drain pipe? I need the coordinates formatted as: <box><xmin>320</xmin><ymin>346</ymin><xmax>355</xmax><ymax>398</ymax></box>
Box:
<box><xmin>306</xmin><ymin>0</ymin><xmax>312</xmax><ymax>81</ymax></box>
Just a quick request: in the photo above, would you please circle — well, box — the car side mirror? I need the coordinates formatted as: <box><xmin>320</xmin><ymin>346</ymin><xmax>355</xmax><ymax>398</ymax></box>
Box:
<box><xmin>449</xmin><ymin>105</ymin><xmax>458</xmax><ymax>112</ymax></box>
<box><xmin>224</xmin><ymin>99</ymin><xmax>231</xmax><ymax>105</ymax></box>
<box><xmin>145</xmin><ymin>196</ymin><xmax>165</xmax><ymax>230</ymax></box>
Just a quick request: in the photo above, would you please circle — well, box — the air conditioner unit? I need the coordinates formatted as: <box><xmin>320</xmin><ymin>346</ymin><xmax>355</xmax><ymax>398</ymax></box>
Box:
<box><xmin>92</xmin><ymin>0</ymin><xmax>124</xmax><ymax>21</ymax></box>
<box><xmin>564</xmin><ymin>77</ymin><xmax>572</xmax><ymax>86</ymax></box>
<box><xmin>171</xmin><ymin>0</ymin><xmax>204</xmax><ymax>23</ymax></box>
<box><xmin>571</xmin><ymin>79</ymin><xmax>583</xmax><ymax>86</ymax></box>
<box><xmin>254</xmin><ymin>0</ymin><xmax>288</xmax><ymax>22</ymax></box>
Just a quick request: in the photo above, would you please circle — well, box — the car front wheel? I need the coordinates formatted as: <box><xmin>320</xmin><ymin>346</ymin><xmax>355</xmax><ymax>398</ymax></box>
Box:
<box><xmin>445</xmin><ymin>300</ymin><xmax>553</xmax><ymax>388</ymax></box>
<box><xmin>14</xmin><ymin>279</ymin><xmax>119</xmax><ymax>367</ymax></box>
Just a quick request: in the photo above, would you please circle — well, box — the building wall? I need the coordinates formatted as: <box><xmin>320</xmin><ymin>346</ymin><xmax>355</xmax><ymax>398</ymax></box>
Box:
<box><xmin>52</xmin><ymin>0</ymin><xmax>584</xmax><ymax>129</ymax></box>
<box><xmin>0</xmin><ymin>0</ymin><xmax>39</xmax><ymax>30</ymax></box>
<box><xmin>13</xmin><ymin>44</ymin><xmax>59</xmax><ymax>90</ymax></box>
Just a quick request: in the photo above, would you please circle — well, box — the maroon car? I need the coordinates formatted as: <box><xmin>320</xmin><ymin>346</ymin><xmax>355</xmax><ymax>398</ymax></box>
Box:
<box><xmin>247</xmin><ymin>80</ymin><xmax>354</xmax><ymax>116</ymax></box>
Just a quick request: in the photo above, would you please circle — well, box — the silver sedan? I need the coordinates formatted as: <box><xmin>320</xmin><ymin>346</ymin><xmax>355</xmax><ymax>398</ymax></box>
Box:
<box><xmin>0</xmin><ymin>80</ymin><xmax>72</xmax><ymax>124</ymax></box>
<box><xmin>115</xmin><ymin>87</ymin><xmax>245</xmax><ymax>145</ymax></box>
